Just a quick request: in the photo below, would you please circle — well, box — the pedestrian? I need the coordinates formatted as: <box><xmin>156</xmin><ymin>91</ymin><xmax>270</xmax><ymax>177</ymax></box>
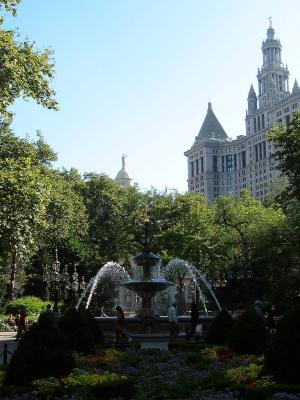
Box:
<box><xmin>45</xmin><ymin>304</ymin><xmax>55</xmax><ymax>322</ymax></box>
<box><xmin>266</xmin><ymin>305</ymin><xmax>277</xmax><ymax>335</ymax></box>
<box><xmin>186</xmin><ymin>302</ymin><xmax>199</xmax><ymax>340</ymax></box>
<box><xmin>115</xmin><ymin>306</ymin><xmax>131</xmax><ymax>342</ymax></box>
<box><xmin>15</xmin><ymin>305</ymin><xmax>26</xmax><ymax>341</ymax></box>
<box><xmin>168</xmin><ymin>302</ymin><xmax>179</xmax><ymax>341</ymax></box>
<box><xmin>7</xmin><ymin>313</ymin><xmax>16</xmax><ymax>330</ymax></box>
<box><xmin>254</xmin><ymin>300</ymin><xmax>264</xmax><ymax>317</ymax></box>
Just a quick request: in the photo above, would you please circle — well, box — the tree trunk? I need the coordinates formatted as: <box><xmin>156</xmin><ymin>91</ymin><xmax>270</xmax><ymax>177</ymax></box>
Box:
<box><xmin>8</xmin><ymin>251</ymin><xmax>17</xmax><ymax>300</ymax></box>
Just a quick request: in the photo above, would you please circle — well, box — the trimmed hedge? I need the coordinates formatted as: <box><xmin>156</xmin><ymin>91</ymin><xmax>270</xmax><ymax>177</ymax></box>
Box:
<box><xmin>264</xmin><ymin>305</ymin><xmax>300</xmax><ymax>383</ymax></box>
<box><xmin>228</xmin><ymin>309</ymin><xmax>268</xmax><ymax>355</ymax></box>
<box><xmin>5</xmin><ymin>313</ymin><xmax>74</xmax><ymax>385</ymax></box>
<box><xmin>5</xmin><ymin>296</ymin><xmax>49</xmax><ymax>316</ymax></box>
<box><xmin>206</xmin><ymin>310</ymin><xmax>233</xmax><ymax>345</ymax></box>
<box><xmin>59</xmin><ymin>307</ymin><xmax>101</xmax><ymax>354</ymax></box>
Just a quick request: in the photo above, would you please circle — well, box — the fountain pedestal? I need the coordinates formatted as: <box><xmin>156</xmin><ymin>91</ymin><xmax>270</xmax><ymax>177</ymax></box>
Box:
<box><xmin>121</xmin><ymin>223</ymin><xmax>174</xmax><ymax>320</ymax></box>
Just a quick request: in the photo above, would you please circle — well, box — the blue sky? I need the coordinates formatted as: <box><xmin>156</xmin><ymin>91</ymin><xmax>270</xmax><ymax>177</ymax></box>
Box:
<box><xmin>6</xmin><ymin>0</ymin><xmax>300</xmax><ymax>192</ymax></box>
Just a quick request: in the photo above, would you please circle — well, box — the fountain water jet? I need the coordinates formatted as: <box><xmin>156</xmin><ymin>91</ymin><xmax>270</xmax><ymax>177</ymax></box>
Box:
<box><xmin>163</xmin><ymin>259</ymin><xmax>221</xmax><ymax>315</ymax></box>
<box><xmin>76</xmin><ymin>261</ymin><xmax>129</xmax><ymax>311</ymax></box>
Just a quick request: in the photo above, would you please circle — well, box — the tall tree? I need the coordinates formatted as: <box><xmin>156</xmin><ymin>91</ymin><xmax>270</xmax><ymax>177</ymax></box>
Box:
<box><xmin>268</xmin><ymin>110</ymin><xmax>300</xmax><ymax>201</ymax></box>
<box><xmin>0</xmin><ymin>0</ymin><xmax>57</xmax><ymax>123</ymax></box>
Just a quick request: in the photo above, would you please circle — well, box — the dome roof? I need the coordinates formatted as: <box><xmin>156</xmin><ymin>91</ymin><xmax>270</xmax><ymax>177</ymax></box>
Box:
<box><xmin>116</xmin><ymin>169</ymin><xmax>130</xmax><ymax>180</ymax></box>
<box><xmin>115</xmin><ymin>154</ymin><xmax>132</xmax><ymax>187</ymax></box>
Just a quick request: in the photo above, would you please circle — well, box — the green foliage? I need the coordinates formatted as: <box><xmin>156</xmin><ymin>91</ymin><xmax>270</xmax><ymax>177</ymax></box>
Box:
<box><xmin>65</xmin><ymin>369</ymin><xmax>134</xmax><ymax>399</ymax></box>
<box><xmin>5</xmin><ymin>295</ymin><xmax>47</xmax><ymax>315</ymax></box>
<box><xmin>0</xmin><ymin>19</ymin><xmax>57</xmax><ymax>122</ymax></box>
<box><xmin>32</xmin><ymin>377</ymin><xmax>64</xmax><ymax>397</ymax></box>
<box><xmin>206</xmin><ymin>310</ymin><xmax>234</xmax><ymax>345</ymax></box>
<box><xmin>225</xmin><ymin>363</ymin><xmax>263</xmax><ymax>384</ymax></box>
<box><xmin>83</xmin><ymin>308</ymin><xmax>105</xmax><ymax>345</ymax></box>
<box><xmin>228</xmin><ymin>310</ymin><xmax>268</xmax><ymax>355</ymax></box>
<box><xmin>0</xmin><ymin>0</ymin><xmax>20</xmax><ymax>23</ymax></box>
<box><xmin>268</xmin><ymin>110</ymin><xmax>300</xmax><ymax>201</ymax></box>
<box><xmin>264</xmin><ymin>305</ymin><xmax>300</xmax><ymax>383</ymax></box>
<box><xmin>59</xmin><ymin>307</ymin><xmax>96</xmax><ymax>355</ymax></box>
<box><xmin>5</xmin><ymin>313</ymin><xmax>74</xmax><ymax>385</ymax></box>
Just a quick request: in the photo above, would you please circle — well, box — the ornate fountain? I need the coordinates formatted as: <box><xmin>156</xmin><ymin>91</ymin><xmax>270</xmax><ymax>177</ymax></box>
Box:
<box><xmin>121</xmin><ymin>212</ymin><xmax>174</xmax><ymax>317</ymax></box>
<box><xmin>77</xmin><ymin>205</ymin><xmax>221</xmax><ymax>336</ymax></box>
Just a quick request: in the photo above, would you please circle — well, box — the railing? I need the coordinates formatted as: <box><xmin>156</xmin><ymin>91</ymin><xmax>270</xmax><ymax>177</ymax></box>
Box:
<box><xmin>0</xmin><ymin>343</ymin><xmax>13</xmax><ymax>365</ymax></box>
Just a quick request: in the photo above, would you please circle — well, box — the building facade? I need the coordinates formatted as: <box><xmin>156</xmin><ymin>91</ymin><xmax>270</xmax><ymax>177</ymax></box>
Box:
<box><xmin>185</xmin><ymin>23</ymin><xmax>300</xmax><ymax>201</ymax></box>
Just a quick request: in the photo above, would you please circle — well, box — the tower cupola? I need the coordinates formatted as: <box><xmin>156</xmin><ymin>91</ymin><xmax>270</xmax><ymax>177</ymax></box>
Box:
<box><xmin>257</xmin><ymin>19</ymin><xmax>290</xmax><ymax>108</ymax></box>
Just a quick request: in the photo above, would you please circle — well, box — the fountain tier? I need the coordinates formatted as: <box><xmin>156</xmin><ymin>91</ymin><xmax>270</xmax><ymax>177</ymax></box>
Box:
<box><xmin>121</xmin><ymin>244</ymin><xmax>173</xmax><ymax>316</ymax></box>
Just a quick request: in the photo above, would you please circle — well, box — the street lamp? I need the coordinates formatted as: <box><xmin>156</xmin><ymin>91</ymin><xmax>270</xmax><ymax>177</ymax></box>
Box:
<box><xmin>46</xmin><ymin>250</ymin><xmax>86</xmax><ymax>312</ymax></box>
<box><xmin>51</xmin><ymin>249</ymin><xmax>61</xmax><ymax>312</ymax></box>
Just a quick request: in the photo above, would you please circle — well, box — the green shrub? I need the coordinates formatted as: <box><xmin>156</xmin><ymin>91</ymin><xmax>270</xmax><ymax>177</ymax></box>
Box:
<box><xmin>65</xmin><ymin>369</ymin><xmax>134</xmax><ymax>399</ymax></box>
<box><xmin>225</xmin><ymin>363</ymin><xmax>263</xmax><ymax>384</ymax></box>
<box><xmin>32</xmin><ymin>377</ymin><xmax>64</xmax><ymax>397</ymax></box>
<box><xmin>5</xmin><ymin>313</ymin><xmax>74</xmax><ymax>385</ymax></box>
<box><xmin>206</xmin><ymin>310</ymin><xmax>233</xmax><ymax>345</ymax></box>
<box><xmin>83</xmin><ymin>308</ymin><xmax>105</xmax><ymax>345</ymax></box>
<box><xmin>59</xmin><ymin>307</ymin><xmax>96</xmax><ymax>354</ymax></box>
<box><xmin>228</xmin><ymin>310</ymin><xmax>268</xmax><ymax>354</ymax></box>
<box><xmin>5</xmin><ymin>296</ymin><xmax>47</xmax><ymax>316</ymax></box>
<box><xmin>264</xmin><ymin>305</ymin><xmax>300</xmax><ymax>383</ymax></box>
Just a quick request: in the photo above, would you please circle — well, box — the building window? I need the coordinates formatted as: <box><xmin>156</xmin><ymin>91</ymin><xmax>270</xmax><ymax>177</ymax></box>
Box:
<box><xmin>226</xmin><ymin>155</ymin><xmax>233</xmax><ymax>172</ymax></box>
<box><xmin>190</xmin><ymin>162</ymin><xmax>194</xmax><ymax>178</ymax></box>
<box><xmin>213</xmin><ymin>155</ymin><xmax>218</xmax><ymax>173</ymax></box>
<box><xmin>285</xmin><ymin>115</ymin><xmax>290</xmax><ymax>126</ymax></box>
<box><xmin>263</xmin><ymin>141</ymin><xmax>266</xmax><ymax>159</ymax></box>
<box><xmin>241</xmin><ymin>151</ymin><xmax>246</xmax><ymax>168</ymax></box>
<box><xmin>261</xmin><ymin>113</ymin><xmax>265</xmax><ymax>129</ymax></box>
<box><xmin>195</xmin><ymin>159</ymin><xmax>199</xmax><ymax>175</ymax></box>
<box><xmin>200</xmin><ymin>157</ymin><xmax>204</xmax><ymax>173</ymax></box>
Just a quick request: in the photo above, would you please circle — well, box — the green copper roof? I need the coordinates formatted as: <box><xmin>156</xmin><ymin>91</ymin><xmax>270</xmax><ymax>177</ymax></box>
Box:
<box><xmin>195</xmin><ymin>102</ymin><xmax>228</xmax><ymax>142</ymax></box>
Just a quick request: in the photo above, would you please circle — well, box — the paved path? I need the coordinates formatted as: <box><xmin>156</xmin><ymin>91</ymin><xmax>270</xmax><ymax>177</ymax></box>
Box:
<box><xmin>0</xmin><ymin>331</ymin><xmax>18</xmax><ymax>364</ymax></box>
<box><xmin>140</xmin><ymin>341</ymin><xmax>169</xmax><ymax>350</ymax></box>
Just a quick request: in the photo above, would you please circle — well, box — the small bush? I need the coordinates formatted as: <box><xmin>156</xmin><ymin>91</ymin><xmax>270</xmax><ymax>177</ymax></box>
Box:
<box><xmin>264</xmin><ymin>305</ymin><xmax>300</xmax><ymax>383</ymax></box>
<box><xmin>83</xmin><ymin>308</ymin><xmax>105</xmax><ymax>345</ymax></box>
<box><xmin>206</xmin><ymin>310</ymin><xmax>233</xmax><ymax>345</ymax></box>
<box><xmin>228</xmin><ymin>310</ymin><xmax>268</xmax><ymax>355</ymax></box>
<box><xmin>5</xmin><ymin>296</ymin><xmax>47</xmax><ymax>316</ymax></box>
<box><xmin>65</xmin><ymin>369</ymin><xmax>134</xmax><ymax>399</ymax></box>
<box><xmin>59</xmin><ymin>307</ymin><xmax>95</xmax><ymax>354</ymax></box>
<box><xmin>5</xmin><ymin>313</ymin><xmax>74</xmax><ymax>385</ymax></box>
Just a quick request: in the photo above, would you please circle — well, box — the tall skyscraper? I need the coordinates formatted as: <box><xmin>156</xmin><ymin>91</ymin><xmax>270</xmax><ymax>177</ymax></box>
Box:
<box><xmin>185</xmin><ymin>22</ymin><xmax>300</xmax><ymax>201</ymax></box>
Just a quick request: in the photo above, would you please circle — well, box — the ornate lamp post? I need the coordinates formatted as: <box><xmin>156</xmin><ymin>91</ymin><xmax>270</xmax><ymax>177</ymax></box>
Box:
<box><xmin>45</xmin><ymin>250</ymin><xmax>86</xmax><ymax>312</ymax></box>
<box><xmin>51</xmin><ymin>249</ymin><xmax>61</xmax><ymax>312</ymax></box>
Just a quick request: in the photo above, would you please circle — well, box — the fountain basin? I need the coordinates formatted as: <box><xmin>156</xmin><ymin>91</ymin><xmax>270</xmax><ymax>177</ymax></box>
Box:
<box><xmin>122</xmin><ymin>279</ymin><xmax>173</xmax><ymax>295</ymax></box>
<box><xmin>96</xmin><ymin>314</ymin><xmax>215</xmax><ymax>336</ymax></box>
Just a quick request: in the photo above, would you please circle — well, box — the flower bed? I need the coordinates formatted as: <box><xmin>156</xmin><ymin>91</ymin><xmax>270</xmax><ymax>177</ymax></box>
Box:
<box><xmin>1</xmin><ymin>346</ymin><xmax>300</xmax><ymax>399</ymax></box>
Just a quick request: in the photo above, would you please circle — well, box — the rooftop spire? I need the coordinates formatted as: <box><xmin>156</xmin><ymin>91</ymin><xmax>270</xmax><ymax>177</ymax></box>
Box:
<box><xmin>195</xmin><ymin>102</ymin><xmax>228</xmax><ymax>143</ymax></box>
<box><xmin>292</xmin><ymin>79</ymin><xmax>300</xmax><ymax>94</ymax></box>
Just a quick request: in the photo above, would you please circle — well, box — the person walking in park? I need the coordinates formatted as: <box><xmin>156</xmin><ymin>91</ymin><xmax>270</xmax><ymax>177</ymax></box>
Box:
<box><xmin>15</xmin><ymin>305</ymin><xmax>26</xmax><ymax>341</ymax></box>
<box><xmin>254</xmin><ymin>300</ymin><xmax>264</xmax><ymax>317</ymax></box>
<box><xmin>115</xmin><ymin>306</ymin><xmax>131</xmax><ymax>342</ymax></box>
<box><xmin>45</xmin><ymin>304</ymin><xmax>55</xmax><ymax>322</ymax></box>
<box><xmin>168</xmin><ymin>302</ymin><xmax>179</xmax><ymax>341</ymax></box>
<box><xmin>266</xmin><ymin>305</ymin><xmax>277</xmax><ymax>335</ymax></box>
